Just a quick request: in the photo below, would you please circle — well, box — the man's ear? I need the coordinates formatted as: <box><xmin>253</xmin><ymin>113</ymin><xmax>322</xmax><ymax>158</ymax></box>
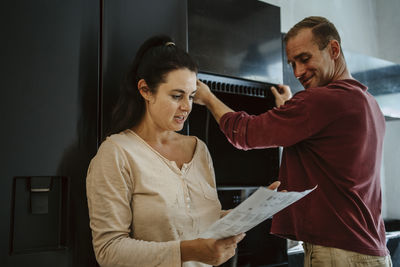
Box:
<box><xmin>329</xmin><ymin>39</ymin><xmax>341</xmax><ymax>60</ymax></box>
<box><xmin>137</xmin><ymin>79</ymin><xmax>151</xmax><ymax>101</ymax></box>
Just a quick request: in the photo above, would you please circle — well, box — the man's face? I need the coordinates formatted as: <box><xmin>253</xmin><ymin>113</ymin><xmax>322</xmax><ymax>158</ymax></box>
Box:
<box><xmin>286</xmin><ymin>28</ymin><xmax>335</xmax><ymax>89</ymax></box>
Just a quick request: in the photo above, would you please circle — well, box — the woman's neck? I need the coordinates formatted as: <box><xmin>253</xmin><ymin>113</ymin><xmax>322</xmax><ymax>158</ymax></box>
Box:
<box><xmin>131</xmin><ymin>122</ymin><xmax>175</xmax><ymax>146</ymax></box>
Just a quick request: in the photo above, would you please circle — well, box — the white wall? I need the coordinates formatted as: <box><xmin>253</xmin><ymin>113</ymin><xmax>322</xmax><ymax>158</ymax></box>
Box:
<box><xmin>382</xmin><ymin>120</ymin><xmax>400</xmax><ymax>219</ymax></box>
<box><xmin>261</xmin><ymin>0</ymin><xmax>400</xmax><ymax>64</ymax></box>
<box><xmin>376</xmin><ymin>0</ymin><xmax>400</xmax><ymax>64</ymax></box>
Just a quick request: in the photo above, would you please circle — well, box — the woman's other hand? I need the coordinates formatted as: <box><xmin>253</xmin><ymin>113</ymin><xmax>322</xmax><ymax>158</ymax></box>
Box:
<box><xmin>181</xmin><ymin>233</ymin><xmax>245</xmax><ymax>266</ymax></box>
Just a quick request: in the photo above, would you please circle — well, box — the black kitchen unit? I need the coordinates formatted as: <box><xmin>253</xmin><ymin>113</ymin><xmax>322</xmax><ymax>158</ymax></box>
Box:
<box><xmin>1</xmin><ymin>1</ymin><xmax>99</xmax><ymax>266</ymax></box>
<box><xmin>188</xmin><ymin>0</ymin><xmax>287</xmax><ymax>266</ymax></box>
<box><xmin>101</xmin><ymin>0</ymin><xmax>188</xmax><ymax>139</ymax></box>
<box><xmin>1</xmin><ymin>0</ymin><xmax>286</xmax><ymax>266</ymax></box>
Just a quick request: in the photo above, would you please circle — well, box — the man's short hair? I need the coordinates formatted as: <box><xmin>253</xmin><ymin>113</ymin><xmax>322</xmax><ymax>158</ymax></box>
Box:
<box><xmin>284</xmin><ymin>16</ymin><xmax>341</xmax><ymax>51</ymax></box>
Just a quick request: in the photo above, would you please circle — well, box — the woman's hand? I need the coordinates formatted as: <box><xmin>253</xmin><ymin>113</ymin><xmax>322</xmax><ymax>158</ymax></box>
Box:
<box><xmin>270</xmin><ymin>84</ymin><xmax>292</xmax><ymax>108</ymax></box>
<box><xmin>181</xmin><ymin>233</ymin><xmax>245</xmax><ymax>266</ymax></box>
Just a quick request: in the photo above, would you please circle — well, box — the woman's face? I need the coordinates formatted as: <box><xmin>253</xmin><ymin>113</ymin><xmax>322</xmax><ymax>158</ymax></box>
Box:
<box><xmin>144</xmin><ymin>68</ymin><xmax>197</xmax><ymax>132</ymax></box>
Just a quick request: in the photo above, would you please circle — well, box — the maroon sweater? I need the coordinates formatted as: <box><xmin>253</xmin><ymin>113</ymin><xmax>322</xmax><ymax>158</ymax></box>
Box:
<box><xmin>219</xmin><ymin>79</ymin><xmax>388</xmax><ymax>256</ymax></box>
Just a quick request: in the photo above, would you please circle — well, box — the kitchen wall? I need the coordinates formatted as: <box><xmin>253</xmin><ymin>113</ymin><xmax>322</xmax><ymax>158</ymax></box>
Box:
<box><xmin>261</xmin><ymin>0</ymin><xmax>400</xmax><ymax>64</ymax></box>
<box><xmin>261</xmin><ymin>0</ymin><xmax>400</xmax><ymax>220</ymax></box>
<box><xmin>382</xmin><ymin>120</ymin><xmax>400</xmax><ymax>219</ymax></box>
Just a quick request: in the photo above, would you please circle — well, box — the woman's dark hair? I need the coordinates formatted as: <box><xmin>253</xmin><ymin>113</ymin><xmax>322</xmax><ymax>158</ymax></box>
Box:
<box><xmin>109</xmin><ymin>35</ymin><xmax>198</xmax><ymax>135</ymax></box>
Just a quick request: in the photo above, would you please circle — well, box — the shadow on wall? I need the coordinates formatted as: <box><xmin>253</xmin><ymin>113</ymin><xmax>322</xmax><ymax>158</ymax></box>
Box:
<box><xmin>56</xmin><ymin>9</ymin><xmax>99</xmax><ymax>266</ymax></box>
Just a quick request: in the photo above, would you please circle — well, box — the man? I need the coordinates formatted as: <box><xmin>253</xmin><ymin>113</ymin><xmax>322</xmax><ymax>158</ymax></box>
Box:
<box><xmin>194</xmin><ymin>16</ymin><xmax>391</xmax><ymax>266</ymax></box>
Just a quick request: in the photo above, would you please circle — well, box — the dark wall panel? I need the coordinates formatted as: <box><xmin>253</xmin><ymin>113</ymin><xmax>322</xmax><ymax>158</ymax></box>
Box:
<box><xmin>0</xmin><ymin>1</ymin><xmax>99</xmax><ymax>266</ymax></box>
<box><xmin>101</xmin><ymin>0</ymin><xmax>187</xmax><ymax>138</ymax></box>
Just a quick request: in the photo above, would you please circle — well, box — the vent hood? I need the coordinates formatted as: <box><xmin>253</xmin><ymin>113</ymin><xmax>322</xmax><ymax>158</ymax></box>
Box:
<box><xmin>188</xmin><ymin>0</ymin><xmax>282</xmax><ymax>85</ymax></box>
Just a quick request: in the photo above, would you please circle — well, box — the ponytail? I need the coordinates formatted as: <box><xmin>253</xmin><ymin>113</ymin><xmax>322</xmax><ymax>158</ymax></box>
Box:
<box><xmin>109</xmin><ymin>35</ymin><xmax>198</xmax><ymax>135</ymax></box>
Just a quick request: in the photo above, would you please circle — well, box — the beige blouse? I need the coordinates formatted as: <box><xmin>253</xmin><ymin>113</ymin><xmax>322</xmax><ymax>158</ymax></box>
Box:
<box><xmin>86</xmin><ymin>129</ymin><xmax>223</xmax><ymax>267</ymax></box>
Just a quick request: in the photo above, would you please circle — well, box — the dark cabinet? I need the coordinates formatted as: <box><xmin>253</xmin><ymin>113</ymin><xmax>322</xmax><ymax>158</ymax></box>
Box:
<box><xmin>0</xmin><ymin>1</ymin><xmax>99</xmax><ymax>266</ymax></box>
<box><xmin>0</xmin><ymin>1</ymin><xmax>285</xmax><ymax>266</ymax></box>
<box><xmin>1</xmin><ymin>0</ymin><xmax>187</xmax><ymax>266</ymax></box>
<box><xmin>101</xmin><ymin>0</ymin><xmax>187</xmax><ymax>138</ymax></box>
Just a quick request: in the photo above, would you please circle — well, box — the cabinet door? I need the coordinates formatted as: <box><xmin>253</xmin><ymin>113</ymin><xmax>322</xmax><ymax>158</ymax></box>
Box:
<box><xmin>101</xmin><ymin>0</ymin><xmax>188</xmax><ymax>138</ymax></box>
<box><xmin>0</xmin><ymin>1</ymin><xmax>99</xmax><ymax>266</ymax></box>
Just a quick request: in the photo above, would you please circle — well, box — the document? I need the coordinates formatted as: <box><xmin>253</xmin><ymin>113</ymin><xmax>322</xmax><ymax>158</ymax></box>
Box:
<box><xmin>199</xmin><ymin>185</ymin><xmax>317</xmax><ymax>239</ymax></box>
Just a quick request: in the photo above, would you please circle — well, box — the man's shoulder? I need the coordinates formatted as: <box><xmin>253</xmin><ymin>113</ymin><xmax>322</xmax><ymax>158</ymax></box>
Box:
<box><xmin>297</xmin><ymin>79</ymin><xmax>366</xmax><ymax>99</ymax></box>
<box><xmin>326</xmin><ymin>79</ymin><xmax>367</xmax><ymax>91</ymax></box>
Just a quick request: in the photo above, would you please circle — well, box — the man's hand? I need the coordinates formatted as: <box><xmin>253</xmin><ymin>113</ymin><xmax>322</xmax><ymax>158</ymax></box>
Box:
<box><xmin>193</xmin><ymin>79</ymin><xmax>234</xmax><ymax>124</ymax></box>
<box><xmin>267</xmin><ymin>181</ymin><xmax>287</xmax><ymax>192</ymax></box>
<box><xmin>267</xmin><ymin>181</ymin><xmax>281</xmax><ymax>191</ymax></box>
<box><xmin>194</xmin><ymin>80</ymin><xmax>213</xmax><ymax>106</ymax></box>
<box><xmin>271</xmin><ymin>84</ymin><xmax>292</xmax><ymax>108</ymax></box>
<box><xmin>181</xmin><ymin>233</ymin><xmax>245</xmax><ymax>266</ymax></box>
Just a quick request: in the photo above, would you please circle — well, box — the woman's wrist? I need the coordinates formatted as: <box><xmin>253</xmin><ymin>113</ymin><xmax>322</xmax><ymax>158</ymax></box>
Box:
<box><xmin>180</xmin><ymin>240</ymin><xmax>198</xmax><ymax>263</ymax></box>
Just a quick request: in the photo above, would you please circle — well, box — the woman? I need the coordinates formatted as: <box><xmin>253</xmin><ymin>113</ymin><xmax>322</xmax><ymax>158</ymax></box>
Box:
<box><xmin>86</xmin><ymin>35</ymin><xmax>246</xmax><ymax>267</ymax></box>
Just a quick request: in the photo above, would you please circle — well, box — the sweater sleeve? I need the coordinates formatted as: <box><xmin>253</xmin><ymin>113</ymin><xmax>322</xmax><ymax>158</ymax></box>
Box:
<box><xmin>219</xmin><ymin>95</ymin><xmax>312</xmax><ymax>150</ymax></box>
<box><xmin>86</xmin><ymin>139</ymin><xmax>181</xmax><ymax>267</ymax></box>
